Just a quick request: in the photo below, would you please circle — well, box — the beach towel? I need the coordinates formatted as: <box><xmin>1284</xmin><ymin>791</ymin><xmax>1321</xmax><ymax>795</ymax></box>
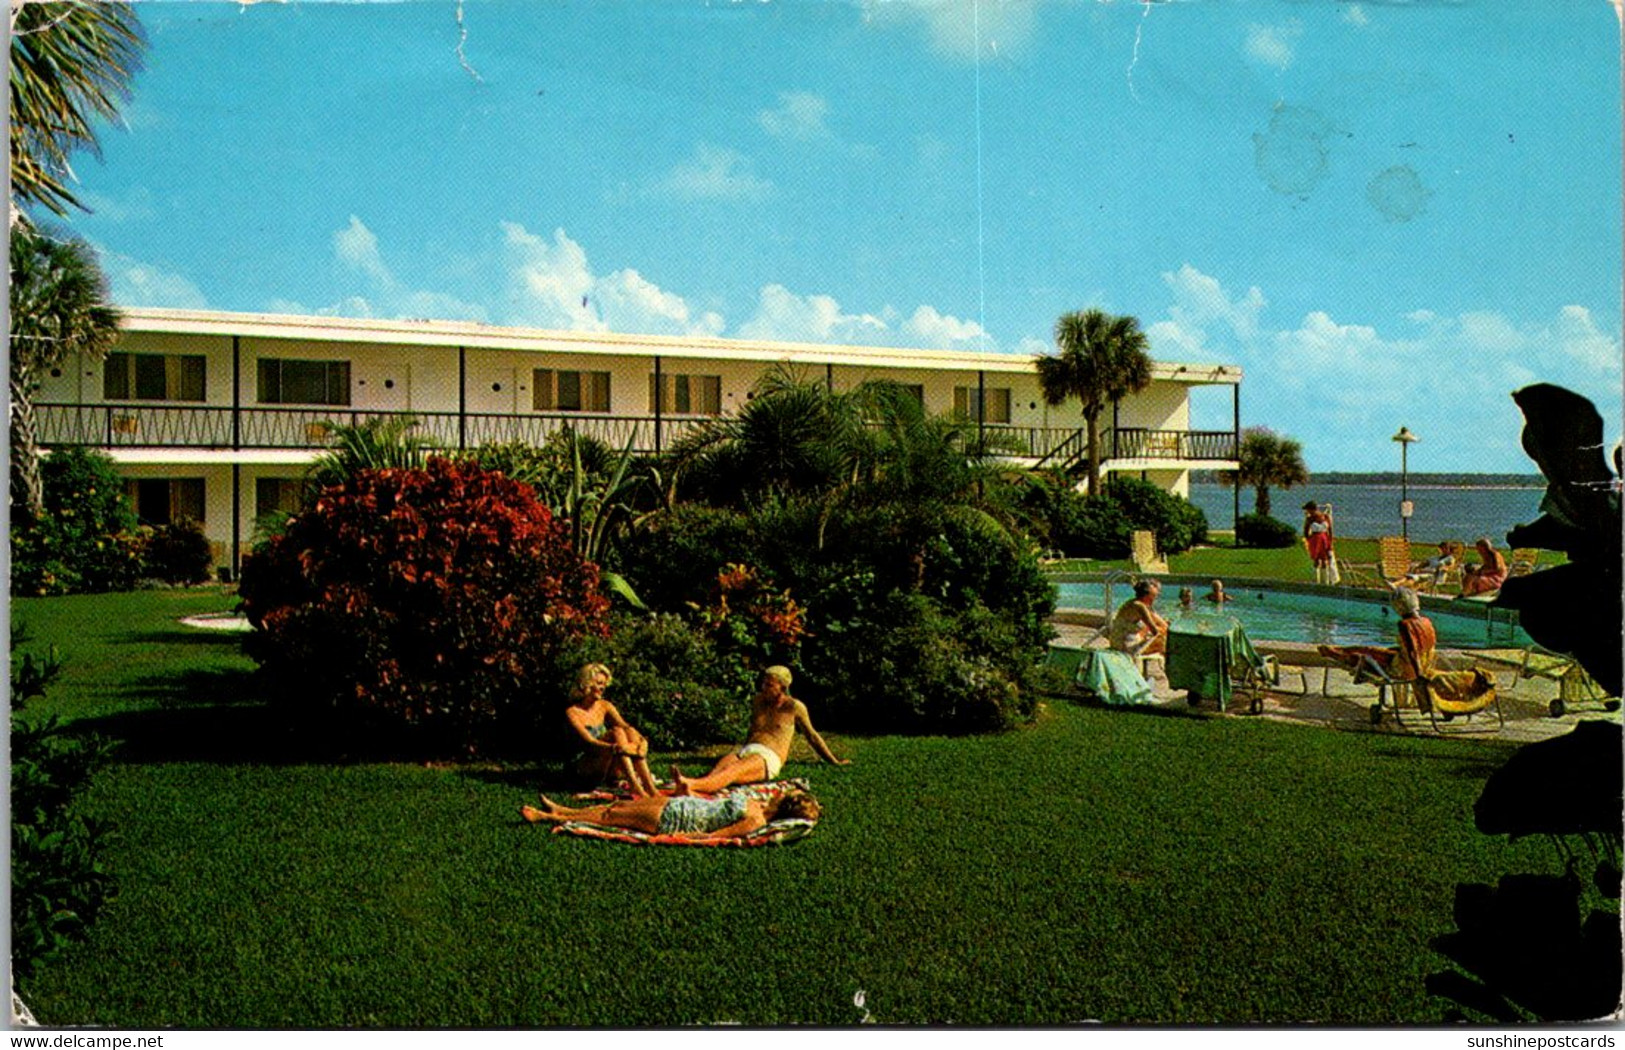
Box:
<box><xmin>552</xmin><ymin>778</ymin><xmax>818</xmax><ymax>847</ymax></box>
<box><xmin>1423</xmin><ymin>668</ymin><xmax>1497</xmax><ymax>716</ymax></box>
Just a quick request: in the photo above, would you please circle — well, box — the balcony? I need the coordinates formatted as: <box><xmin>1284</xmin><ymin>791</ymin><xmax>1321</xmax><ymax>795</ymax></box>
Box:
<box><xmin>36</xmin><ymin>404</ymin><xmax>1238</xmax><ymax>465</ymax></box>
<box><xmin>36</xmin><ymin>403</ymin><xmax>715</xmax><ymax>455</ymax></box>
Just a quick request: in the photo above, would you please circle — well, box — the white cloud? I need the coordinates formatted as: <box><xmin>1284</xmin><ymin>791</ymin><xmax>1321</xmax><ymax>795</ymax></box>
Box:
<box><xmin>1245</xmin><ymin>22</ymin><xmax>1302</xmax><ymax>70</ymax></box>
<box><xmin>499</xmin><ymin>222</ymin><xmax>722</xmax><ymax>336</ymax></box>
<box><xmin>321</xmin><ymin>216</ymin><xmax>487</xmax><ymax>321</ymax></box>
<box><xmin>1162</xmin><ymin>263</ymin><xmax>1266</xmax><ymax>341</ymax></box>
<box><xmin>735</xmin><ymin>285</ymin><xmax>891</xmax><ymax>344</ymax></box>
<box><xmin>1342</xmin><ymin>4</ymin><xmax>1369</xmax><ymax>27</ymax></box>
<box><xmin>758</xmin><ymin>92</ymin><xmax>831</xmax><ymax>141</ymax></box>
<box><xmin>333</xmin><ymin>215</ymin><xmax>392</xmax><ymax>286</ymax></box>
<box><xmin>654</xmin><ymin>144</ymin><xmax>772</xmax><ymax>202</ymax></box>
<box><xmin>1015</xmin><ymin>336</ymin><xmax>1050</xmax><ymax>358</ymax></box>
<box><xmin>869</xmin><ymin>0</ymin><xmax>1038</xmax><ymax>62</ymax></box>
<box><xmin>902</xmin><ymin>305</ymin><xmax>990</xmax><ymax>349</ymax></box>
<box><xmin>1142</xmin><ymin>265</ymin><xmax>1620</xmax><ymax>467</ymax></box>
<box><xmin>1550</xmin><ymin>305</ymin><xmax>1622</xmax><ymax>373</ymax></box>
<box><xmin>102</xmin><ymin>251</ymin><xmax>209</xmax><ymax>309</ymax></box>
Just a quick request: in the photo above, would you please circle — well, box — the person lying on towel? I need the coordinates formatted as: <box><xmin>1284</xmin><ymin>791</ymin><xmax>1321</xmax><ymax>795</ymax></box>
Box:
<box><xmin>521</xmin><ymin>788</ymin><xmax>821</xmax><ymax>839</ymax></box>
<box><xmin>670</xmin><ymin>666</ymin><xmax>850</xmax><ymax>795</ymax></box>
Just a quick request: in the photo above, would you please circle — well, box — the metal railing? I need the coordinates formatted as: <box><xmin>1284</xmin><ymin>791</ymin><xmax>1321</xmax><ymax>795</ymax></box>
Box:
<box><xmin>36</xmin><ymin>403</ymin><xmax>1239</xmax><ymax>462</ymax></box>
<box><xmin>36</xmin><ymin>402</ymin><xmax>725</xmax><ymax>455</ymax></box>
<box><xmin>1111</xmin><ymin>427</ymin><xmax>1236</xmax><ymax>461</ymax></box>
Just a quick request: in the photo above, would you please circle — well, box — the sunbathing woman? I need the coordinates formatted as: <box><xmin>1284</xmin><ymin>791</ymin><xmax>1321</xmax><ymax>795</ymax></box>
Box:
<box><xmin>1108</xmin><ymin>579</ymin><xmax>1169</xmax><ymax>656</ymax></box>
<box><xmin>564</xmin><ymin>663</ymin><xmax>659</xmax><ymax>798</ymax></box>
<box><xmin>1459</xmin><ymin>537</ymin><xmax>1508</xmax><ymax>597</ymax></box>
<box><xmin>519</xmin><ymin>789</ymin><xmax>821</xmax><ymax>839</ymax></box>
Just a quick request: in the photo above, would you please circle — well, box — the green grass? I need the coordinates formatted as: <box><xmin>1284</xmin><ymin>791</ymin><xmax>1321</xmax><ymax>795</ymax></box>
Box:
<box><xmin>12</xmin><ymin>589</ymin><xmax>1571</xmax><ymax>1025</ymax></box>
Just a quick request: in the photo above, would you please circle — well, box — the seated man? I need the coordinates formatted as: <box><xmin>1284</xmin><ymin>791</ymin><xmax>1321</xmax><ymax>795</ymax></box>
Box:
<box><xmin>1108</xmin><ymin>579</ymin><xmax>1169</xmax><ymax>657</ymax></box>
<box><xmin>1406</xmin><ymin>541</ymin><xmax>1457</xmax><ymax>588</ymax></box>
<box><xmin>671</xmin><ymin>666</ymin><xmax>850</xmax><ymax>795</ymax></box>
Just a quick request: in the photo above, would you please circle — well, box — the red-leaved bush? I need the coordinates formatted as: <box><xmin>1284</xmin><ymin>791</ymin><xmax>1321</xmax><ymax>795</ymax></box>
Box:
<box><xmin>238</xmin><ymin>457</ymin><xmax>611</xmax><ymax>754</ymax></box>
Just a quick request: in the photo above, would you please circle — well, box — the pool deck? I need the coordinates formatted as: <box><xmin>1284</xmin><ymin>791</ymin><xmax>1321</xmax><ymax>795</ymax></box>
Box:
<box><xmin>1048</xmin><ymin>618</ymin><xmax>1617</xmax><ymax>745</ymax></box>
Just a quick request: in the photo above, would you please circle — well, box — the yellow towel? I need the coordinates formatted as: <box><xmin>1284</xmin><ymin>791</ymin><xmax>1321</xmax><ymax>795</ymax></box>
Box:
<box><xmin>1425</xmin><ymin>668</ymin><xmax>1496</xmax><ymax>715</ymax></box>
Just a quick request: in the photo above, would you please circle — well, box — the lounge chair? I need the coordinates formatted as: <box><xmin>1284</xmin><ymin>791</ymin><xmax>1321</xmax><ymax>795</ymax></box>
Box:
<box><xmin>1130</xmin><ymin>530</ymin><xmax>1168</xmax><ymax>575</ymax></box>
<box><xmin>1508</xmin><ymin>548</ymin><xmax>1540</xmax><ymax>577</ymax></box>
<box><xmin>1360</xmin><ymin>659</ymin><xmax>1505</xmax><ymax>734</ymax></box>
<box><xmin>1471</xmin><ymin>646</ymin><xmax>1620</xmax><ymax>718</ymax></box>
<box><xmin>1344</xmin><ymin>536</ymin><xmax>1411</xmax><ymax>590</ymax></box>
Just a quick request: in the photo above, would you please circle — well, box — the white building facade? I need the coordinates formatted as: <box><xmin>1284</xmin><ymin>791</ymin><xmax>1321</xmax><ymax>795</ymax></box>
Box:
<box><xmin>35</xmin><ymin>308</ymin><xmax>1243</xmax><ymax>574</ymax></box>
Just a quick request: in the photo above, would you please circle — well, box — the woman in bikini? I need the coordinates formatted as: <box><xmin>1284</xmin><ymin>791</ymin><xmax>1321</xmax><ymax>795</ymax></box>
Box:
<box><xmin>519</xmin><ymin>789</ymin><xmax>821</xmax><ymax>839</ymax></box>
<box><xmin>564</xmin><ymin>663</ymin><xmax>659</xmax><ymax>798</ymax></box>
<box><xmin>1108</xmin><ymin>579</ymin><xmax>1169</xmax><ymax>656</ymax></box>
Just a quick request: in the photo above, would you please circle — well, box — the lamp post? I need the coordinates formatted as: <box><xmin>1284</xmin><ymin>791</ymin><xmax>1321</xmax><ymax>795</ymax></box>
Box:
<box><xmin>1392</xmin><ymin>426</ymin><xmax>1418</xmax><ymax>541</ymax></box>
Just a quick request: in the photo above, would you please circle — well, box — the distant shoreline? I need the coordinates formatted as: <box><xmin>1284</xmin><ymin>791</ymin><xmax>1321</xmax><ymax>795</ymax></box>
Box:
<box><xmin>1189</xmin><ymin>481</ymin><xmax>1546</xmax><ymax>492</ymax></box>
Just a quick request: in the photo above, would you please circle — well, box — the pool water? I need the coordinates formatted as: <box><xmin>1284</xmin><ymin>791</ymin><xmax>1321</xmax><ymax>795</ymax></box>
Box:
<box><xmin>1054</xmin><ymin>582</ymin><xmax>1533</xmax><ymax>649</ymax></box>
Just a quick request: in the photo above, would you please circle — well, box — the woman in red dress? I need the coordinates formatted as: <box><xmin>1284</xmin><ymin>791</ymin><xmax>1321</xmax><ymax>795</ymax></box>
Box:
<box><xmin>1302</xmin><ymin>501</ymin><xmax>1336</xmax><ymax>583</ymax></box>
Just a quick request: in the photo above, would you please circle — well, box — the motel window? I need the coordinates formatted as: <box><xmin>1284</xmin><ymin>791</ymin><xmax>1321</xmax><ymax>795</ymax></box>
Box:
<box><xmin>953</xmin><ymin>386</ymin><xmax>1011</xmax><ymax>424</ymax></box>
<box><xmin>533</xmin><ymin>369</ymin><xmax>611</xmax><ymax>413</ymax></box>
<box><xmin>125</xmin><ymin>478</ymin><xmax>205</xmax><ymax>527</ymax></box>
<box><xmin>103</xmin><ymin>353</ymin><xmax>206</xmax><ymax>402</ymax></box>
<box><xmin>257</xmin><ymin>358</ymin><xmax>351</xmax><ymax>406</ymax></box>
<box><xmin>255</xmin><ymin>478</ymin><xmax>305</xmax><ymax>519</ymax></box>
<box><xmin>899</xmin><ymin>384</ymin><xmax>926</xmax><ymax>407</ymax></box>
<box><xmin>649</xmin><ymin>374</ymin><xmax>722</xmax><ymax>416</ymax></box>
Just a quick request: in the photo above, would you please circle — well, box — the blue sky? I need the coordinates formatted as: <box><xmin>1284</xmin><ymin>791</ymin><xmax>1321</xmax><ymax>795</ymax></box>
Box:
<box><xmin>67</xmin><ymin>0</ymin><xmax>1622</xmax><ymax>471</ymax></box>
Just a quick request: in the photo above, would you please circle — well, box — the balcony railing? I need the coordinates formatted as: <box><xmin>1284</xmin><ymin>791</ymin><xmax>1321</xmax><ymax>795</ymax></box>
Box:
<box><xmin>36</xmin><ymin>404</ymin><xmax>1238</xmax><ymax>463</ymax></box>
<box><xmin>36</xmin><ymin>402</ymin><xmax>724</xmax><ymax>455</ymax></box>
<box><xmin>1108</xmin><ymin>427</ymin><xmax>1237</xmax><ymax>461</ymax></box>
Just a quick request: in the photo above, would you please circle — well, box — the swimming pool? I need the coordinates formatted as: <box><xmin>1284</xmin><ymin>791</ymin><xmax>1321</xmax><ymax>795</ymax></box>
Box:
<box><xmin>1053</xmin><ymin>580</ymin><xmax>1533</xmax><ymax>649</ymax></box>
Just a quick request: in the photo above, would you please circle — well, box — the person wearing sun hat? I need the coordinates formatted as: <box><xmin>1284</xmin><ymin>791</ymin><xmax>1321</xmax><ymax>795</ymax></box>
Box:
<box><xmin>671</xmin><ymin>665</ymin><xmax>850</xmax><ymax>795</ymax></box>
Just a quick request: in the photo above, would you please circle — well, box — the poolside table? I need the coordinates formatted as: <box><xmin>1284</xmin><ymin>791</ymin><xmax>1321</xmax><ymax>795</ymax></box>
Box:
<box><xmin>1166</xmin><ymin>615</ymin><xmax>1272</xmax><ymax>713</ymax></box>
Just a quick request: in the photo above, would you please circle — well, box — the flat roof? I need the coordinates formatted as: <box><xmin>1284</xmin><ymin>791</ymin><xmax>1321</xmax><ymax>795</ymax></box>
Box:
<box><xmin>117</xmin><ymin>307</ymin><xmax>1242</xmax><ymax>384</ymax></box>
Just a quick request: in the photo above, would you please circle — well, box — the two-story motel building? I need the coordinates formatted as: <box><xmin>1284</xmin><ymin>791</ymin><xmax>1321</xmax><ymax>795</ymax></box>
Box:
<box><xmin>34</xmin><ymin>308</ymin><xmax>1243</xmax><ymax>575</ymax></box>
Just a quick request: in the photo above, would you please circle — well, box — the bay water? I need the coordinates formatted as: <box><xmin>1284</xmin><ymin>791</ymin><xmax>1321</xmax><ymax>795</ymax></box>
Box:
<box><xmin>1188</xmin><ymin>482</ymin><xmax>1547</xmax><ymax>544</ymax></box>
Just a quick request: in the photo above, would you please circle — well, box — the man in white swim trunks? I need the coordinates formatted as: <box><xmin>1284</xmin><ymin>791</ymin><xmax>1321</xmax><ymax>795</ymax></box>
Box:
<box><xmin>671</xmin><ymin>666</ymin><xmax>850</xmax><ymax>794</ymax></box>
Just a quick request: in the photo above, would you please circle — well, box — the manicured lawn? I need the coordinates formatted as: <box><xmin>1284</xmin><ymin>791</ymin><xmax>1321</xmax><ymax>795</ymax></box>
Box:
<box><xmin>13</xmin><ymin>589</ymin><xmax>1564</xmax><ymax>1025</ymax></box>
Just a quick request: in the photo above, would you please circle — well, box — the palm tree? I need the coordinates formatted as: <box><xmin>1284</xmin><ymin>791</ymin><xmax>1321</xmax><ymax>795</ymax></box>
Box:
<box><xmin>1035</xmin><ymin>308</ymin><xmax>1154</xmax><ymax>495</ymax></box>
<box><xmin>10</xmin><ymin>1</ymin><xmax>146</xmax><ymax>222</ymax></box>
<box><xmin>305</xmin><ymin>416</ymin><xmax>440</xmax><ymax>496</ymax></box>
<box><xmin>9</xmin><ymin>225</ymin><xmax>121</xmax><ymax>523</ymax></box>
<box><xmin>1222</xmin><ymin>426</ymin><xmax>1309</xmax><ymax>518</ymax></box>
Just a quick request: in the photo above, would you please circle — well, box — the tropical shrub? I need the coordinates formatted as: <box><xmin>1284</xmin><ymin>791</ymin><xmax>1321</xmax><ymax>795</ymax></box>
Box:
<box><xmin>799</xmin><ymin>589</ymin><xmax>1042</xmax><ymax>733</ymax></box>
<box><xmin>690</xmin><ymin>562</ymin><xmax>809</xmax><ymax>697</ymax></box>
<box><xmin>10</xmin><ymin>635</ymin><xmax>116</xmax><ymax>980</ymax></box>
<box><xmin>238</xmin><ymin>457</ymin><xmax>612</xmax><ymax>755</ymax></box>
<box><xmin>1102</xmin><ymin>476</ymin><xmax>1208</xmax><ymax>554</ymax></box>
<box><xmin>10</xmin><ymin>447</ymin><xmax>144</xmax><ymax>596</ymax></box>
<box><xmin>141</xmin><ymin>517</ymin><xmax>213</xmax><ymax>584</ymax></box>
<box><xmin>1235</xmin><ymin>513</ymin><xmax>1299</xmax><ymax>549</ymax></box>
<box><xmin>619</xmin><ymin>499</ymin><xmax>1054</xmax><ymax>734</ymax></box>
